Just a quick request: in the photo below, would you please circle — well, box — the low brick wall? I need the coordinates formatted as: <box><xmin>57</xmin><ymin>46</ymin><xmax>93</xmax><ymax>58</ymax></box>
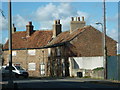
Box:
<box><xmin>91</xmin><ymin>69</ymin><xmax>104</xmax><ymax>79</ymax></box>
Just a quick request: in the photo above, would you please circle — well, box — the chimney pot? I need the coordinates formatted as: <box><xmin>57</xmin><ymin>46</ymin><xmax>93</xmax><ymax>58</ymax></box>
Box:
<box><xmin>13</xmin><ymin>24</ymin><xmax>15</xmax><ymax>27</ymax></box>
<box><xmin>28</xmin><ymin>21</ymin><xmax>32</xmax><ymax>25</ymax></box>
<box><xmin>12</xmin><ymin>24</ymin><xmax>16</xmax><ymax>33</ymax></box>
<box><xmin>71</xmin><ymin>17</ymin><xmax>74</xmax><ymax>21</ymax></box>
<box><xmin>57</xmin><ymin>20</ymin><xmax>60</xmax><ymax>24</ymax></box>
<box><xmin>78</xmin><ymin>17</ymin><xmax>80</xmax><ymax>21</ymax></box>
<box><xmin>54</xmin><ymin>20</ymin><xmax>57</xmax><ymax>24</ymax></box>
<box><xmin>82</xmin><ymin>16</ymin><xmax>84</xmax><ymax>21</ymax></box>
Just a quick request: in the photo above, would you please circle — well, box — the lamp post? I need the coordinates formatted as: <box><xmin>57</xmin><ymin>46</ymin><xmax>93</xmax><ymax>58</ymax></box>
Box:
<box><xmin>95</xmin><ymin>22</ymin><xmax>107</xmax><ymax>79</ymax></box>
<box><xmin>21</xmin><ymin>37</ymin><xmax>28</xmax><ymax>71</ymax></box>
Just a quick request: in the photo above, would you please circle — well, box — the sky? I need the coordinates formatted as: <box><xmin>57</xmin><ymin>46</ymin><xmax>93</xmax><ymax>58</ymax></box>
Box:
<box><xmin>0</xmin><ymin>0</ymin><xmax>119</xmax><ymax>53</ymax></box>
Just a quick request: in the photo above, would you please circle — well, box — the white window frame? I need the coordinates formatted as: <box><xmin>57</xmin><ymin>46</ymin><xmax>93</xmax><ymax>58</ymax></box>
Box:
<box><xmin>28</xmin><ymin>49</ymin><xmax>36</xmax><ymax>55</ymax></box>
<box><xmin>28</xmin><ymin>63</ymin><xmax>36</xmax><ymax>71</ymax></box>
<box><xmin>40</xmin><ymin>63</ymin><xmax>45</xmax><ymax>75</ymax></box>
<box><xmin>48</xmin><ymin>48</ymin><xmax>51</xmax><ymax>56</ymax></box>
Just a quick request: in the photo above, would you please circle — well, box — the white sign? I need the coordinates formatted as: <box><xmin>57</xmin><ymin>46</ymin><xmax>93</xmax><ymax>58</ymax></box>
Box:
<box><xmin>28</xmin><ymin>63</ymin><xmax>36</xmax><ymax>71</ymax></box>
<box><xmin>28</xmin><ymin>50</ymin><xmax>36</xmax><ymax>55</ymax></box>
<box><xmin>12</xmin><ymin>51</ymin><xmax>16</xmax><ymax>56</ymax></box>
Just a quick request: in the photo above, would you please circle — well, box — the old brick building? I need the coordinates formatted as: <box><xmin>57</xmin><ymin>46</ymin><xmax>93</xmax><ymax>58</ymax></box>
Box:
<box><xmin>3</xmin><ymin>22</ymin><xmax>54</xmax><ymax>77</ymax></box>
<box><xmin>3</xmin><ymin>17</ymin><xmax>117</xmax><ymax>77</ymax></box>
<box><xmin>46</xmin><ymin>17</ymin><xmax>117</xmax><ymax>77</ymax></box>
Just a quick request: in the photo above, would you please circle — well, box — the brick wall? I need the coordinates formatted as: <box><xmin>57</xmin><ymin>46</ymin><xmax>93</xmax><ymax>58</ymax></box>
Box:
<box><xmin>70</xmin><ymin>26</ymin><xmax>117</xmax><ymax>57</ymax></box>
<box><xmin>3</xmin><ymin>48</ymin><xmax>49</xmax><ymax>77</ymax></box>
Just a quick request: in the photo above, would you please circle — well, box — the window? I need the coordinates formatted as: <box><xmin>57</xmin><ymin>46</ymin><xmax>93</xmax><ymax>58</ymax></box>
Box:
<box><xmin>40</xmin><ymin>64</ymin><xmax>45</xmax><ymax>75</ymax></box>
<box><xmin>28</xmin><ymin>50</ymin><xmax>36</xmax><ymax>55</ymax></box>
<box><xmin>48</xmin><ymin>48</ymin><xmax>51</xmax><ymax>56</ymax></box>
<box><xmin>5</xmin><ymin>66</ymin><xmax>15</xmax><ymax>70</ymax></box>
<box><xmin>28</xmin><ymin>63</ymin><xmax>36</xmax><ymax>71</ymax></box>
<box><xmin>15</xmin><ymin>66</ymin><xmax>24</xmax><ymax>70</ymax></box>
<box><xmin>57</xmin><ymin>48</ymin><xmax>60</xmax><ymax>56</ymax></box>
<box><xmin>12</xmin><ymin>51</ymin><xmax>16</xmax><ymax>56</ymax></box>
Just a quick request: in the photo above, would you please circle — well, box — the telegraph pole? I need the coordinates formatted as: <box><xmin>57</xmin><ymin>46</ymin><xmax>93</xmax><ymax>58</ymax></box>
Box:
<box><xmin>103</xmin><ymin>0</ymin><xmax>107</xmax><ymax>79</ymax></box>
<box><xmin>8</xmin><ymin>0</ymin><xmax>14</xmax><ymax>88</ymax></box>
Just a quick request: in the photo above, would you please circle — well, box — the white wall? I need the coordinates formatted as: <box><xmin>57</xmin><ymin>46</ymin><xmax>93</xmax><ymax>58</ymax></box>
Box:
<box><xmin>69</xmin><ymin>57</ymin><xmax>104</xmax><ymax>70</ymax></box>
<box><xmin>69</xmin><ymin>57</ymin><xmax>104</xmax><ymax>77</ymax></box>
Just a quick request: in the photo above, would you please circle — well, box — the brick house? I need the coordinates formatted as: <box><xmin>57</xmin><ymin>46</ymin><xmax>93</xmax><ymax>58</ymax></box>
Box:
<box><xmin>3</xmin><ymin>17</ymin><xmax>117</xmax><ymax>77</ymax></box>
<box><xmin>46</xmin><ymin>17</ymin><xmax>117</xmax><ymax>77</ymax></box>
<box><xmin>3</xmin><ymin>22</ymin><xmax>54</xmax><ymax>77</ymax></box>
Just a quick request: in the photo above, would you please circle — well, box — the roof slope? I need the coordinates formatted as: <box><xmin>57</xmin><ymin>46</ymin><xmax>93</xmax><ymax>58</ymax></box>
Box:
<box><xmin>47</xmin><ymin>25</ymin><xmax>117</xmax><ymax>47</ymax></box>
<box><xmin>47</xmin><ymin>26</ymin><xmax>88</xmax><ymax>46</ymax></box>
<box><xmin>3</xmin><ymin>30</ymin><xmax>53</xmax><ymax>50</ymax></box>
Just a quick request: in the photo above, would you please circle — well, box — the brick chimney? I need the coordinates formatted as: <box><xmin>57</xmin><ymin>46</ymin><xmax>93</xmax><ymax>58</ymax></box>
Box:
<box><xmin>52</xmin><ymin>19</ymin><xmax>62</xmax><ymax>38</ymax></box>
<box><xmin>26</xmin><ymin>21</ymin><xmax>34</xmax><ymax>37</ymax></box>
<box><xmin>12</xmin><ymin>24</ymin><xmax>16</xmax><ymax>34</ymax></box>
<box><xmin>70</xmin><ymin>16</ymin><xmax>86</xmax><ymax>33</ymax></box>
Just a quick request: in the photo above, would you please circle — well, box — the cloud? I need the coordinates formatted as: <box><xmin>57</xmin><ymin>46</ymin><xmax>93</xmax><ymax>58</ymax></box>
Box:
<box><xmin>33</xmin><ymin>3</ymin><xmax>89</xmax><ymax>30</ymax></box>
<box><xmin>13</xmin><ymin>14</ymin><xmax>28</xmax><ymax>30</ymax></box>
<box><xmin>89</xmin><ymin>18</ymin><xmax>103</xmax><ymax>31</ymax></box>
<box><xmin>77</xmin><ymin>11</ymin><xmax>89</xmax><ymax>20</ymax></box>
<box><xmin>34</xmin><ymin>3</ymin><xmax>56</xmax><ymax>21</ymax></box>
<box><xmin>3</xmin><ymin>37</ymin><xmax>8</xmax><ymax>44</ymax></box>
<box><xmin>107</xmin><ymin>29</ymin><xmax>118</xmax><ymax>41</ymax></box>
<box><xmin>0</xmin><ymin>15</ymin><xmax>8</xmax><ymax>30</ymax></box>
<box><xmin>39</xmin><ymin>20</ymin><xmax>53</xmax><ymax>30</ymax></box>
<box><xmin>107</xmin><ymin>14</ymin><xmax>118</xmax><ymax>22</ymax></box>
<box><xmin>61</xmin><ymin>17</ymin><xmax>71</xmax><ymax>31</ymax></box>
<box><xmin>34</xmin><ymin>3</ymin><xmax>74</xmax><ymax>21</ymax></box>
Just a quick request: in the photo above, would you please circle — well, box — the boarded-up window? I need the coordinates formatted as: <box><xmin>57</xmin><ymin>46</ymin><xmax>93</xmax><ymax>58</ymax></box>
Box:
<box><xmin>12</xmin><ymin>51</ymin><xmax>16</xmax><ymax>56</ymax></box>
<box><xmin>28</xmin><ymin>50</ymin><xmax>36</xmax><ymax>55</ymax></box>
<box><xmin>28</xmin><ymin>63</ymin><xmax>36</xmax><ymax>71</ymax></box>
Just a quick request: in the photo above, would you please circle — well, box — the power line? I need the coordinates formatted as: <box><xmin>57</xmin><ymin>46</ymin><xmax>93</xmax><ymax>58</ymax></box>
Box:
<box><xmin>0</xmin><ymin>9</ymin><xmax>6</xmax><ymax>19</ymax></box>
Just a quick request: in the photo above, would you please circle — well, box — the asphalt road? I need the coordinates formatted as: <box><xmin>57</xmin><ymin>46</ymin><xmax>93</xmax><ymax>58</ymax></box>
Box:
<box><xmin>1</xmin><ymin>77</ymin><xmax>120</xmax><ymax>89</ymax></box>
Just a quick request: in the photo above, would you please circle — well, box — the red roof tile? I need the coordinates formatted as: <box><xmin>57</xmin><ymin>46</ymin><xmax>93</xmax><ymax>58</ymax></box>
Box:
<box><xmin>3</xmin><ymin>30</ymin><xmax>53</xmax><ymax>50</ymax></box>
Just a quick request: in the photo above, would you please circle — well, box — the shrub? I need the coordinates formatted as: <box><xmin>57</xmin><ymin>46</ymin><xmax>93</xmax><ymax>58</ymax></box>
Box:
<box><xmin>93</xmin><ymin>67</ymin><xmax>104</xmax><ymax>71</ymax></box>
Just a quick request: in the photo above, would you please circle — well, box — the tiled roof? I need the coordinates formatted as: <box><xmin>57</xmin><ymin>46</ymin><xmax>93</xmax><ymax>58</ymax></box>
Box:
<box><xmin>3</xmin><ymin>30</ymin><xmax>53</xmax><ymax>50</ymax></box>
<box><xmin>47</xmin><ymin>26</ymin><xmax>88</xmax><ymax>46</ymax></box>
<box><xmin>3</xmin><ymin>25</ymin><xmax>117</xmax><ymax>54</ymax></box>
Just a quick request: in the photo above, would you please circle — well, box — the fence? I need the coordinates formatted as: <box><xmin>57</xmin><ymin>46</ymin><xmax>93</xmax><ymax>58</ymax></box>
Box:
<box><xmin>107</xmin><ymin>56</ymin><xmax>120</xmax><ymax>80</ymax></box>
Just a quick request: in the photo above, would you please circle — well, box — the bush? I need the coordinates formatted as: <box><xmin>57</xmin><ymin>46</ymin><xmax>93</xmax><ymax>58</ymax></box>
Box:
<box><xmin>93</xmin><ymin>67</ymin><xmax>104</xmax><ymax>71</ymax></box>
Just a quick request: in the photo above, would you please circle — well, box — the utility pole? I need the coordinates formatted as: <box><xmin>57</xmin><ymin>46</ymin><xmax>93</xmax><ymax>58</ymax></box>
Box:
<box><xmin>103</xmin><ymin>0</ymin><xmax>107</xmax><ymax>79</ymax></box>
<box><xmin>8</xmin><ymin>0</ymin><xmax>14</xmax><ymax>88</ymax></box>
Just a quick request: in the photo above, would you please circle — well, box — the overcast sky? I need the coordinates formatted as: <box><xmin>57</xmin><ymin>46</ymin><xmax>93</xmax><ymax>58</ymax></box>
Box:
<box><xmin>0</xmin><ymin>1</ymin><xmax>119</xmax><ymax>53</ymax></box>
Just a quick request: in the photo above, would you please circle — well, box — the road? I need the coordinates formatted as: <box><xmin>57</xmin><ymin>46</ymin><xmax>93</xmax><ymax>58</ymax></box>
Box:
<box><xmin>1</xmin><ymin>77</ymin><xmax>120</xmax><ymax>89</ymax></box>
